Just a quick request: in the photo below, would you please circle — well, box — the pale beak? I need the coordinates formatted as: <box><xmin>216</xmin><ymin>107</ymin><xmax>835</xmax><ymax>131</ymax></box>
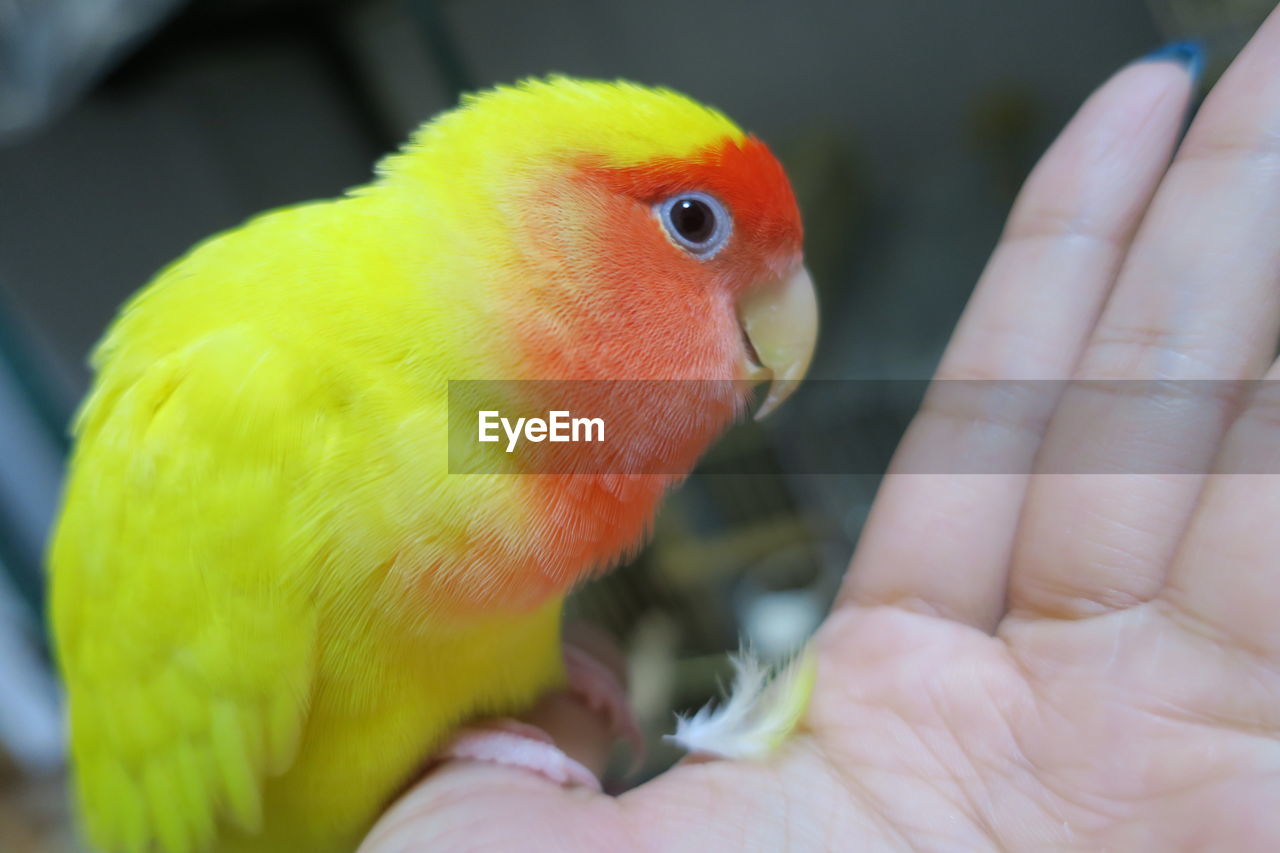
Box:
<box><xmin>736</xmin><ymin>264</ymin><xmax>818</xmax><ymax>420</ymax></box>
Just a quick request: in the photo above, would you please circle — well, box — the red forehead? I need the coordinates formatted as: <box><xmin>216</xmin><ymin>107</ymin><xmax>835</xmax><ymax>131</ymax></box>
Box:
<box><xmin>586</xmin><ymin>135</ymin><xmax>803</xmax><ymax>262</ymax></box>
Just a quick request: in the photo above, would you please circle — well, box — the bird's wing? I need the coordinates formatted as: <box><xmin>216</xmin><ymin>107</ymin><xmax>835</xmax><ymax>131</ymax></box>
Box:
<box><xmin>50</xmin><ymin>325</ymin><xmax>337</xmax><ymax>853</ymax></box>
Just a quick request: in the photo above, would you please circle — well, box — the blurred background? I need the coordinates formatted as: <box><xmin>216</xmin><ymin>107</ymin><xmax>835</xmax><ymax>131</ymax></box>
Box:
<box><xmin>0</xmin><ymin>0</ymin><xmax>1273</xmax><ymax>848</ymax></box>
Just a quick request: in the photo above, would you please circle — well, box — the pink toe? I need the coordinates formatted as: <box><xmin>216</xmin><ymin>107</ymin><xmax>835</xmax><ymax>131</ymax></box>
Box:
<box><xmin>440</xmin><ymin>721</ymin><xmax>603</xmax><ymax>792</ymax></box>
<box><xmin>562</xmin><ymin>642</ymin><xmax>645</xmax><ymax>764</ymax></box>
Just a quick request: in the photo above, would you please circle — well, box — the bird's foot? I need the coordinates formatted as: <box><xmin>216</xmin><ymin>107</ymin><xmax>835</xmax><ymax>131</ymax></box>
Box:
<box><xmin>561</xmin><ymin>639</ymin><xmax>644</xmax><ymax>764</ymax></box>
<box><xmin>438</xmin><ymin>628</ymin><xmax>641</xmax><ymax>791</ymax></box>
<box><xmin>439</xmin><ymin>718</ymin><xmax>602</xmax><ymax>791</ymax></box>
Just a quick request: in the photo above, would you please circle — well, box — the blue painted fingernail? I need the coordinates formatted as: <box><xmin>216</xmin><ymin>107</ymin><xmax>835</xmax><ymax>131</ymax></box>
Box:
<box><xmin>1140</xmin><ymin>40</ymin><xmax>1205</xmax><ymax>80</ymax></box>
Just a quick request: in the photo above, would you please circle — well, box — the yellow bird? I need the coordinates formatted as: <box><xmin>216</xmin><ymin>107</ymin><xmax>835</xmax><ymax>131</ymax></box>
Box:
<box><xmin>49</xmin><ymin>76</ymin><xmax>818</xmax><ymax>852</ymax></box>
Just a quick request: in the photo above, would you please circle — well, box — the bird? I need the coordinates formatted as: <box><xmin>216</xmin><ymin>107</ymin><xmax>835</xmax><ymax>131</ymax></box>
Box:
<box><xmin>48</xmin><ymin>76</ymin><xmax>817</xmax><ymax>853</ymax></box>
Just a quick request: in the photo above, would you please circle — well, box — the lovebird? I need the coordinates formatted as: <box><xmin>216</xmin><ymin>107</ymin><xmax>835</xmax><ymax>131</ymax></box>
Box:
<box><xmin>48</xmin><ymin>76</ymin><xmax>818</xmax><ymax>853</ymax></box>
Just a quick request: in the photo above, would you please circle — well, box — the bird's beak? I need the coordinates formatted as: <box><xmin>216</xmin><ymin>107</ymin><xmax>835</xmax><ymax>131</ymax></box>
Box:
<box><xmin>736</xmin><ymin>264</ymin><xmax>818</xmax><ymax>420</ymax></box>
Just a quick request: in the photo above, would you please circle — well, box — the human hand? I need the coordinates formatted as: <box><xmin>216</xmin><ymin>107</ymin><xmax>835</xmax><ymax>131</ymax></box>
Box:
<box><xmin>362</xmin><ymin>9</ymin><xmax>1280</xmax><ymax>851</ymax></box>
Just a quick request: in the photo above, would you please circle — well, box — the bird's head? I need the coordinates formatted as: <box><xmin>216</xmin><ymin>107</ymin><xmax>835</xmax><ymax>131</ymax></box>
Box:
<box><xmin>376</xmin><ymin>76</ymin><xmax>817</xmax><ymax>418</ymax></box>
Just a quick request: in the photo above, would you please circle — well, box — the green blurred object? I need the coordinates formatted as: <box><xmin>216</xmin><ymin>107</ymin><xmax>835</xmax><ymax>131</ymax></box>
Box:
<box><xmin>969</xmin><ymin>85</ymin><xmax>1043</xmax><ymax>203</ymax></box>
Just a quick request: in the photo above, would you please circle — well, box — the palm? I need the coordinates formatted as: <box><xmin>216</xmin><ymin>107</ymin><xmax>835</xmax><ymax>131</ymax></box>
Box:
<box><xmin>783</xmin><ymin>604</ymin><xmax>1274</xmax><ymax>849</ymax></box>
<box><xmin>365</xmin><ymin>10</ymin><xmax>1280</xmax><ymax>850</ymax></box>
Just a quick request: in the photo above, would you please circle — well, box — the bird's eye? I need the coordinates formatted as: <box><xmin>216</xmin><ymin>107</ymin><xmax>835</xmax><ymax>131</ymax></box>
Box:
<box><xmin>657</xmin><ymin>192</ymin><xmax>731</xmax><ymax>257</ymax></box>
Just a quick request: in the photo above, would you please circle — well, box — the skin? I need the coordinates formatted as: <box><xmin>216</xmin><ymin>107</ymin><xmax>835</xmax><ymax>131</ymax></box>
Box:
<box><xmin>361</xmin><ymin>6</ymin><xmax>1280</xmax><ymax>851</ymax></box>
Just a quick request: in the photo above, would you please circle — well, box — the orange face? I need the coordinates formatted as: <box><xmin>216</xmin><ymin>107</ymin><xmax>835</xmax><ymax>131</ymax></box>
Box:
<box><xmin>459</xmin><ymin>133</ymin><xmax>813</xmax><ymax>606</ymax></box>
<box><xmin>502</xmin><ymin>135</ymin><xmax>806</xmax><ymax>389</ymax></box>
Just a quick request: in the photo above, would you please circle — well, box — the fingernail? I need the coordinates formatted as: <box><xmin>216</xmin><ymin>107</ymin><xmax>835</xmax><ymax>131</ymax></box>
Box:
<box><xmin>1140</xmin><ymin>39</ymin><xmax>1205</xmax><ymax>81</ymax></box>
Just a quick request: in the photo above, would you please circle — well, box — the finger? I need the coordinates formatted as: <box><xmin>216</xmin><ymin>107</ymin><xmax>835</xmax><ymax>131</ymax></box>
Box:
<box><xmin>1010</xmin><ymin>9</ymin><xmax>1280</xmax><ymax>621</ymax></box>
<box><xmin>841</xmin><ymin>57</ymin><xmax>1197</xmax><ymax>630</ymax></box>
<box><xmin>1159</xmin><ymin>471</ymin><xmax>1280</xmax><ymax>663</ymax></box>
<box><xmin>1157</xmin><ymin>376</ymin><xmax>1280</xmax><ymax>664</ymax></box>
<box><xmin>1079</xmin><ymin>17</ymin><xmax>1280</xmax><ymax>381</ymax></box>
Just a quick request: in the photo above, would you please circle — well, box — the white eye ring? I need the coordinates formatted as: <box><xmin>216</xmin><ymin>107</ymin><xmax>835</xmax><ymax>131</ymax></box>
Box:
<box><xmin>656</xmin><ymin>192</ymin><xmax>732</xmax><ymax>258</ymax></box>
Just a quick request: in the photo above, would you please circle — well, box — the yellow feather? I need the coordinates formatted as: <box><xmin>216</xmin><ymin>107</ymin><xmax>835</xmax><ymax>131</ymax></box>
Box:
<box><xmin>669</xmin><ymin>645</ymin><xmax>816</xmax><ymax>760</ymax></box>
